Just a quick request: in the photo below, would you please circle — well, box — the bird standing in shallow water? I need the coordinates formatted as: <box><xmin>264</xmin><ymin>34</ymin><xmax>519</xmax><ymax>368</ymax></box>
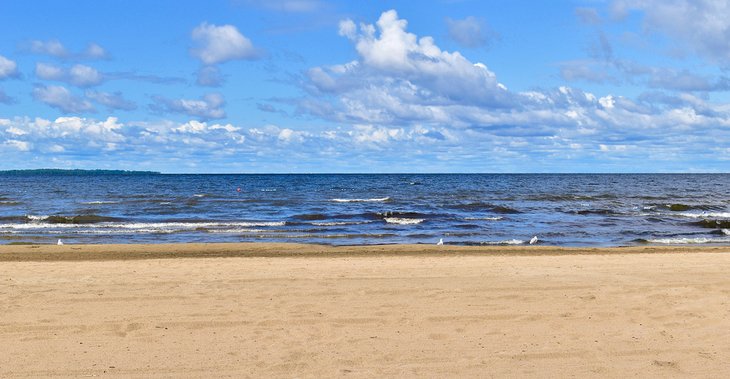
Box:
<box><xmin>57</xmin><ymin>239</ymin><xmax>63</xmax><ymax>246</ymax></box>
<box><xmin>529</xmin><ymin>236</ymin><xmax>538</xmax><ymax>245</ymax></box>
<box><xmin>437</xmin><ymin>238</ymin><xmax>444</xmax><ymax>245</ymax></box>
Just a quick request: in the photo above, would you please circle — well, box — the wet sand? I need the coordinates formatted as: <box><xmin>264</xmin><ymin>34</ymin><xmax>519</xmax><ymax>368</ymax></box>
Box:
<box><xmin>1</xmin><ymin>243</ymin><xmax>729</xmax><ymax>377</ymax></box>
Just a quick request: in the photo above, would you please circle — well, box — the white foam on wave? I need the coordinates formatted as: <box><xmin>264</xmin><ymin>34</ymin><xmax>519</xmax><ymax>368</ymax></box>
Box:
<box><xmin>193</xmin><ymin>194</ymin><xmax>206</xmax><ymax>198</ymax></box>
<box><xmin>312</xmin><ymin>221</ymin><xmax>372</xmax><ymax>226</ymax></box>
<box><xmin>464</xmin><ymin>216</ymin><xmax>503</xmax><ymax>221</ymax></box>
<box><xmin>723</xmin><ymin>229</ymin><xmax>730</xmax><ymax>236</ymax></box>
<box><xmin>26</xmin><ymin>215</ymin><xmax>49</xmax><ymax>221</ymax></box>
<box><xmin>0</xmin><ymin>221</ymin><xmax>287</xmax><ymax>231</ymax></box>
<box><xmin>481</xmin><ymin>239</ymin><xmax>525</xmax><ymax>245</ymax></box>
<box><xmin>82</xmin><ymin>201</ymin><xmax>119</xmax><ymax>205</ymax></box>
<box><xmin>331</xmin><ymin>197</ymin><xmax>390</xmax><ymax>203</ymax></box>
<box><xmin>384</xmin><ymin>217</ymin><xmax>424</xmax><ymax>225</ymax></box>
<box><xmin>670</xmin><ymin>212</ymin><xmax>730</xmax><ymax>219</ymax></box>
<box><xmin>647</xmin><ymin>237</ymin><xmax>730</xmax><ymax>244</ymax></box>
<box><xmin>261</xmin><ymin>189</ymin><xmax>277</xmax><ymax>192</ymax></box>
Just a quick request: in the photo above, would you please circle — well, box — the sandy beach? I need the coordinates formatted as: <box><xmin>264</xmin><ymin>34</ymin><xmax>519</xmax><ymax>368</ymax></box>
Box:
<box><xmin>1</xmin><ymin>243</ymin><xmax>730</xmax><ymax>377</ymax></box>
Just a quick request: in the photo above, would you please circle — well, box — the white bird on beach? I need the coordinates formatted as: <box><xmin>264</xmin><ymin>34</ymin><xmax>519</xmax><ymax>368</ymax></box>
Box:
<box><xmin>57</xmin><ymin>239</ymin><xmax>63</xmax><ymax>246</ymax></box>
<box><xmin>437</xmin><ymin>238</ymin><xmax>444</xmax><ymax>246</ymax></box>
<box><xmin>529</xmin><ymin>236</ymin><xmax>538</xmax><ymax>245</ymax></box>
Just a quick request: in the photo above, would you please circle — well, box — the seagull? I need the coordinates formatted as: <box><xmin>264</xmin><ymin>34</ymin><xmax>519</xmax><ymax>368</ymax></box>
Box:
<box><xmin>437</xmin><ymin>238</ymin><xmax>444</xmax><ymax>246</ymax></box>
<box><xmin>57</xmin><ymin>239</ymin><xmax>64</xmax><ymax>246</ymax></box>
<box><xmin>529</xmin><ymin>236</ymin><xmax>538</xmax><ymax>245</ymax></box>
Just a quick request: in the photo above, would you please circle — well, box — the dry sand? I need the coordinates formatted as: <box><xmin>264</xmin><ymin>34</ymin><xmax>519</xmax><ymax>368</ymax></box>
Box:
<box><xmin>1</xmin><ymin>243</ymin><xmax>730</xmax><ymax>377</ymax></box>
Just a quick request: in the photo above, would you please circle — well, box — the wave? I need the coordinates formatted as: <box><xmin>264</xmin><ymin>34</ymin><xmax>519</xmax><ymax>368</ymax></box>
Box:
<box><xmin>330</xmin><ymin>197</ymin><xmax>390</xmax><ymax>203</ymax></box>
<box><xmin>464</xmin><ymin>216</ymin><xmax>503</xmax><ymax>221</ymax></box>
<box><xmin>673</xmin><ymin>212</ymin><xmax>730</xmax><ymax>219</ymax></box>
<box><xmin>292</xmin><ymin>213</ymin><xmax>329</xmax><ymax>221</ymax></box>
<box><xmin>447</xmin><ymin>202</ymin><xmax>520</xmax><ymax>214</ymax></box>
<box><xmin>527</xmin><ymin>194</ymin><xmax>616</xmax><ymax>201</ymax></box>
<box><xmin>81</xmin><ymin>201</ymin><xmax>119</xmax><ymax>205</ymax></box>
<box><xmin>479</xmin><ymin>239</ymin><xmax>525</xmax><ymax>245</ymax></box>
<box><xmin>384</xmin><ymin>217</ymin><xmax>424</xmax><ymax>225</ymax></box>
<box><xmin>311</xmin><ymin>221</ymin><xmax>372</xmax><ymax>226</ymax></box>
<box><xmin>694</xmin><ymin>220</ymin><xmax>730</xmax><ymax>229</ymax></box>
<box><xmin>25</xmin><ymin>214</ymin><xmax>123</xmax><ymax>224</ymax></box>
<box><xmin>643</xmin><ymin>237</ymin><xmax>730</xmax><ymax>244</ymax></box>
<box><xmin>0</xmin><ymin>221</ymin><xmax>287</xmax><ymax>231</ymax></box>
<box><xmin>571</xmin><ymin>209</ymin><xmax>621</xmax><ymax>216</ymax></box>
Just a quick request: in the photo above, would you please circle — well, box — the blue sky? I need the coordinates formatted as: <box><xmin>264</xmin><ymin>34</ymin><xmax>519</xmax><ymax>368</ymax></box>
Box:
<box><xmin>0</xmin><ymin>0</ymin><xmax>729</xmax><ymax>173</ymax></box>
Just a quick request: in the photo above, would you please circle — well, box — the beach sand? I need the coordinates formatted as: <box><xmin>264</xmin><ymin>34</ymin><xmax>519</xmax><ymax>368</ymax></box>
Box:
<box><xmin>1</xmin><ymin>243</ymin><xmax>729</xmax><ymax>377</ymax></box>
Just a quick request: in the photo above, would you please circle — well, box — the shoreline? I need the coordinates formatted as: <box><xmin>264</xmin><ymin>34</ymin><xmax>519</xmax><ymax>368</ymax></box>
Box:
<box><xmin>1</xmin><ymin>242</ymin><xmax>729</xmax><ymax>261</ymax></box>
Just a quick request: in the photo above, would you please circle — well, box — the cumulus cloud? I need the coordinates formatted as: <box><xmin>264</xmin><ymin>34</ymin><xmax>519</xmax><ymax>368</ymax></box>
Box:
<box><xmin>190</xmin><ymin>23</ymin><xmax>259</xmax><ymax>65</ymax></box>
<box><xmin>445</xmin><ymin>16</ymin><xmax>498</xmax><ymax>49</ymax></box>
<box><xmin>296</xmin><ymin>9</ymin><xmax>730</xmax><ymax>170</ymax></box>
<box><xmin>35</xmin><ymin>63</ymin><xmax>103</xmax><ymax>87</ymax></box>
<box><xmin>85</xmin><ymin>90</ymin><xmax>137</xmax><ymax>111</ymax></box>
<box><xmin>26</xmin><ymin>39</ymin><xmax>108</xmax><ymax>60</ymax></box>
<box><xmin>325</xmin><ymin>10</ymin><xmax>512</xmax><ymax>110</ymax></box>
<box><xmin>151</xmin><ymin>93</ymin><xmax>226</xmax><ymax>120</ymax></box>
<box><xmin>0</xmin><ymin>55</ymin><xmax>19</xmax><ymax>79</ymax></box>
<box><xmin>32</xmin><ymin>85</ymin><xmax>95</xmax><ymax>113</ymax></box>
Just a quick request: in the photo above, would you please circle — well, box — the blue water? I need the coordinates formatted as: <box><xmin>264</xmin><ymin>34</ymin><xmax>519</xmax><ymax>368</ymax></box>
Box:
<box><xmin>1</xmin><ymin>173</ymin><xmax>729</xmax><ymax>246</ymax></box>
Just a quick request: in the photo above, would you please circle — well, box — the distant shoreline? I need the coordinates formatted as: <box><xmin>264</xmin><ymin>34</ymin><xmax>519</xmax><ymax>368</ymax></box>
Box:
<box><xmin>0</xmin><ymin>169</ymin><xmax>161</xmax><ymax>175</ymax></box>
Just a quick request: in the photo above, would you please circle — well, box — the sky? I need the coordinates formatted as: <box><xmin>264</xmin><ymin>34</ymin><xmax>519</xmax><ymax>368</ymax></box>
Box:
<box><xmin>0</xmin><ymin>0</ymin><xmax>729</xmax><ymax>173</ymax></box>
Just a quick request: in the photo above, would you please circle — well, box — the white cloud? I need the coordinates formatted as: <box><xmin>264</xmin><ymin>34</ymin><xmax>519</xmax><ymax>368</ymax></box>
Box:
<box><xmin>84</xmin><ymin>43</ymin><xmax>108</xmax><ymax>59</ymax></box>
<box><xmin>27</xmin><ymin>40</ymin><xmax>108</xmax><ymax>60</ymax></box>
<box><xmin>35</xmin><ymin>63</ymin><xmax>103</xmax><ymax>87</ymax></box>
<box><xmin>4</xmin><ymin>139</ymin><xmax>31</xmax><ymax>151</ymax></box>
<box><xmin>296</xmin><ymin>9</ymin><xmax>730</xmax><ymax>169</ymax></box>
<box><xmin>35</xmin><ymin>62</ymin><xmax>64</xmax><ymax>80</ymax></box>
<box><xmin>0</xmin><ymin>55</ymin><xmax>19</xmax><ymax>79</ymax></box>
<box><xmin>85</xmin><ymin>90</ymin><xmax>137</xmax><ymax>111</ymax></box>
<box><xmin>151</xmin><ymin>93</ymin><xmax>226</xmax><ymax>120</ymax></box>
<box><xmin>316</xmin><ymin>10</ymin><xmax>511</xmax><ymax>109</ymax></box>
<box><xmin>68</xmin><ymin>64</ymin><xmax>103</xmax><ymax>87</ymax></box>
<box><xmin>29</xmin><ymin>39</ymin><xmax>68</xmax><ymax>57</ymax></box>
<box><xmin>190</xmin><ymin>23</ymin><xmax>258</xmax><ymax>65</ymax></box>
<box><xmin>32</xmin><ymin>85</ymin><xmax>95</xmax><ymax>113</ymax></box>
<box><xmin>446</xmin><ymin>16</ymin><xmax>497</xmax><ymax>48</ymax></box>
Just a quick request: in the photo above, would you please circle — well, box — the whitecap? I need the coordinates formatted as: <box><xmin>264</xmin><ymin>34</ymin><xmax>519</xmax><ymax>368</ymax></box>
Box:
<box><xmin>464</xmin><ymin>216</ymin><xmax>503</xmax><ymax>221</ymax></box>
<box><xmin>26</xmin><ymin>215</ymin><xmax>49</xmax><ymax>221</ymax></box>
<box><xmin>331</xmin><ymin>197</ymin><xmax>390</xmax><ymax>203</ymax></box>
<box><xmin>312</xmin><ymin>221</ymin><xmax>372</xmax><ymax>226</ymax></box>
<box><xmin>723</xmin><ymin>229</ymin><xmax>730</xmax><ymax>236</ymax></box>
<box><xmin>82</xmin><ymin>201</ymin><xmax>119</xmax><ymax>205</ymax></box>
<box><xmin>384</xmin><ymin>217</ymin><xmax>424</xmax><ymax>225</ymax></box>
<box><xmin>0</xmin><ymin>221</ymin><xmax>287</xmax><ymax>231</ymax></box>
<box><xmin>481</xmin><ymin>239</ymin><xmax>525</xmax><ymax>245</ymax></box>
<box><xmin>670</xmin><ymin>212</ymin><xmax>730</xmax><ymax>219</ymax></box>
<box><xmin>647</xmin><ymin>237</ymin><xmax>730</xmax><ymax>244</ymax></box>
